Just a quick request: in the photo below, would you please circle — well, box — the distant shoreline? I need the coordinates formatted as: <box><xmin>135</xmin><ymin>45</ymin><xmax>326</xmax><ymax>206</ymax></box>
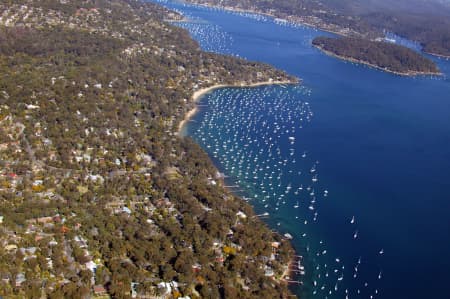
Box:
<box><xmin>185</xmin><ymin>2</ymin><xmax>353</xmax><ymax>38</ymax></box>
<box><xmin>177</xmin><ymin>80</ymin><xmax>298</xmax><ymax>135</ymax></box>
<box><xmin>314</xmin><ymin>45</ymin><xmax>442</xmax><ymax>77</ymax></box>
<box><xmin>424</xmin><ymin>51</ymin><xmax>450</xmax><ymax>60</ymax></box>
<box><xmin>185</xmin><ymin>1</ymin><xmax>450</xmax><ymax>65</ymax></box>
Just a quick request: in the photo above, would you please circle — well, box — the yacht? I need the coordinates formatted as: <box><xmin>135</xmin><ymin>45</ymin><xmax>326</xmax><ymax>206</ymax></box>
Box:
<box><xmin>284</xmin><ymin>233</ymin><xmax>293</xmax><ymax>240</ymax></box>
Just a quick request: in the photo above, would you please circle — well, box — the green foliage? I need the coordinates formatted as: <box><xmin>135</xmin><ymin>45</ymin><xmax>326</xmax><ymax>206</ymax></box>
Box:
<box><xmin>0</xmin><ymin>0</ymin><xmax>295</xmax><ymax>298</ymax></box>
<box><xmin>313</xmin><ymin>36</ymin><xmax>439</xmax><ymax>74</ymax></box>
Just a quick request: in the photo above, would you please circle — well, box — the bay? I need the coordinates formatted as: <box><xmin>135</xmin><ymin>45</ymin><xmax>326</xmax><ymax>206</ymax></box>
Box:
<box><xmin>151</xmin><ymin>1</ymin><xmax>450</xmax><ymax>298</ymax></box>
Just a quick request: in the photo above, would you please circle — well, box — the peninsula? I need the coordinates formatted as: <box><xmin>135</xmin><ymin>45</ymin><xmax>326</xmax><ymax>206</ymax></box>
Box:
<box><xmin>312</xmin><ymin>36</ymin><xmax>440</xmax><ymax>76</ymax></box>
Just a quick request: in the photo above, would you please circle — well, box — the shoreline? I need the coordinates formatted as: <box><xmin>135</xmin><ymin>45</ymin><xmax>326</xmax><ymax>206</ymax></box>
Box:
<box><xmin>314</xmin><ymin>45</ymin><xmax>442</xmax><ymax>77</ymax></box>
<box><xmin>178</xmin><ymin>79</ymin><xmax>302</xmax><ymax>296</ymax></box>
<box><xmin>424</xmin><ymin>51</ymin><xmax>450</xmax><ymax>60</ymax></box>
<box><xmin>187</xmin><ymin>2</ymin><xmax>357</xmax><ymax>38</ymax></box>
<box><xmin>280</xmin><ymin>257</ymin><xmax>294</xmax><ymax>281</ymax></box>
<box><xmin>177</xmin><ymin>80</ymin><xmax>298</xmax><ymax>135</ymax></box>
<box><xmin>185</xmin><ymin>1</ymin><xmax>449</xmax><ymax>69</ymax></box>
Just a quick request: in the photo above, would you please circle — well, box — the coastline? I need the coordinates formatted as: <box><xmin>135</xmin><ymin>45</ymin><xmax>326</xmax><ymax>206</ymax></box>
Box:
<box><xmin>178</xmin><ymin>79</ymin><xmax>302</xmax><ymax>296</ymax></box>
<box><xmin>185</xmin><ymin>1</ymin><xmax>449</xmax><ymax>69</ymax></box>
<box><xmin>314</xmin><ymin>45</ymin><xmax>442</xmax><ymax>77</ymax></box>
<box><xmin>164</xmin><ymin>17</ymin><xmax>190</xmax><ymax>23</ymax></box>
<box><xmin>177</xmin><ymin>80</ymin><xmax>298</xmax><ymax>135</ymax></box>
<box><xmin>187</xmin><ymin>2</ymin><xmax>358</xmax><ymax>38</ymax></box>
<box><xmin>158</xmin><ymin>3</ymin><xmax>450</xmax><ymax>298</ymax></box>
<box><xmin>280</xmin><ymin>256</ymin><xmax>295</xmax><ymax>282</ymax></box>
<box><xmin>424</xmin><ymin>51</ymin><xmax>450</xmax><ymax>60</ymax></box>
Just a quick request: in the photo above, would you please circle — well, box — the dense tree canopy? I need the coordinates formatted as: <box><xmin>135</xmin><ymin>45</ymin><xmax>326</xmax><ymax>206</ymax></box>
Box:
<box><xmin>312</xmin><ymin>36</ymin><xmax>440</xmax><ymax>74</ymax></box>
<box><xmin>0</xmin><ymin>0</ymin><xmax>295</xmax><ymax>298</ymax></box>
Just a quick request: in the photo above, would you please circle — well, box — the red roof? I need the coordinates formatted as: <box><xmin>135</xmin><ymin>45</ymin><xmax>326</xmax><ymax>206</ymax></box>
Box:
<box><xmin>93</xmin><ymin>285</ymin><xmax>107</xmax><ymax>294</ymax></box>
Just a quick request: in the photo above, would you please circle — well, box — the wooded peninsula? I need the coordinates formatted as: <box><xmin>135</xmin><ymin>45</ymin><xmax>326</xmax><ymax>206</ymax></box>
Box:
<box><xmin>312</xmin><ymin>36</ymin><xmax>440</xmax><ymax>76</ymax></box>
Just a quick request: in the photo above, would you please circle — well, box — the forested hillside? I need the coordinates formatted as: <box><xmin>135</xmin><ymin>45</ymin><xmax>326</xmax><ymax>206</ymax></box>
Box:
<box><xmin>0</xmin><ymin>0</ymin><xmax>296</xmax><ymax>298</ymax></box>
<box><xmin>312</xmin><ymin>36</ymin><xmax>440</xmax><ymax>75</ymax></box>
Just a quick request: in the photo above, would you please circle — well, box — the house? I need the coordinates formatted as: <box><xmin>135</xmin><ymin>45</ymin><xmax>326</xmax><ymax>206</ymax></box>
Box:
<box><xmin>131</xmin><ymin>282</ymin><xmax>139</xmax><ymax>298</ymax></box>
<box><xmin>192</xmin><ymin>263</ymin><xmax>202</xmax><ymax>273</ymax></box>
<box><xmin>85</xmin><ymin>261</ymin><xmax>97</xmax><ymax>272</ymax></box>
<box><xmin>236</xmin><ymin>211</ymin><xmax>247</xmax><ymax>219</ymax></box>
<box><xmin>5</xmin><ymin>244</ymin><xmax>18</xmax><ymax>251</ymax></box>
<box><xmin>157</xmin><ymin>282</ymin><xmax>172</xmax><ymax>295</ymax></box>
<box><xmin>264</xmin><ymin>267</ymin><xmax>274</xmax><ymax>277</ymax></box>
<box><xmin>119</xmin><ymin>207</ymin><xmax>132</xmax><ymax>215</ymax></box>
<box><xmin>48</xmin><ymin>240</ymin><xmax>58</xmax><ymax>246</ymax></box>
<box><xmin>1</xmin><ymin>273</ymin><xmax>10</xmax><ymax>284</ymax></box>
<box><xmin>37</xmin><ymin>216</ymin><xmax>53</xmax><ymax>224</ymax></box>
<box><xmin>93</xmin><ymin>285</ymin><xmax>107</xmax><ymax>296</ymax></box>
<box><xmin>19</xmin><ymin>247</ymin><xmax>37</xmax><ymax>255</ymax></box>
<box><xmin>15</xmin><ymin>273</ymin><xmax>26</xmax><ymax>287</ymax></box>
<box><xmin>74</xmin><ymin>235</ymin><xmax>88</xmax><ymax>248</ymax></box>
<box><xmin>271</xmin><ymin>242</ymin><xmax>280</xmax><ymax>253</ymax></box>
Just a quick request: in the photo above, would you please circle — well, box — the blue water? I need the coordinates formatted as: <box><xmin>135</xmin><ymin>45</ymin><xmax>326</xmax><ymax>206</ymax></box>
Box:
<box><xmin>151</xmin><ymin>1</ymin><xmax>450</xmax><ymax>298</ymax></box>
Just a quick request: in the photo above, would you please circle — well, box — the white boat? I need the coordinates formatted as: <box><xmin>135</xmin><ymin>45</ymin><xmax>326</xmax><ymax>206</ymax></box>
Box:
<box><xmin>284</xmin><ymin>233</ymin><xmax>293</xmax><ymax>239</ymax></box>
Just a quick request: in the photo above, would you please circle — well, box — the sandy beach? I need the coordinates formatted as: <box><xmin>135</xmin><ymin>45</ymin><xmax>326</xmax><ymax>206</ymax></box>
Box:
<box><xmin>177</xmin><ymin>80</ymin><xmax>298</xmax><ymax>135</ymax></box>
